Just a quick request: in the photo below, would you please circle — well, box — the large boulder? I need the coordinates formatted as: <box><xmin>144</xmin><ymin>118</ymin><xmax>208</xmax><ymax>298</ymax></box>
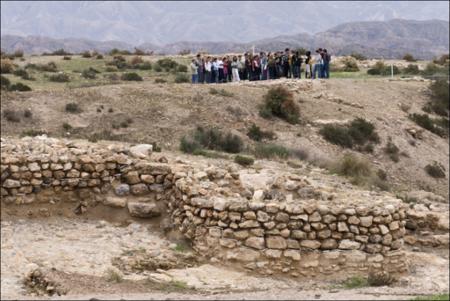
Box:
<box><xmin>127</xmin><ymin>201</ymin><xmax>161</xmax><ymax>218</ymax></box>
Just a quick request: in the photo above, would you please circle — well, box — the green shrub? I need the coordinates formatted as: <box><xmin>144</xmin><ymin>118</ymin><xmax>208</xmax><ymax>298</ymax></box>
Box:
<box><xmin>409</xmin><ymin>113</ymin><xmax>447</xmax><ymax>137</ymax></box>
<box><xmin>342</xmin><ymin>276</ymin><xmax>368</xmax><ymax>289</ymax></box>
<box><xmin>130</xmin><ymin>56</ymin><xmax>144</xmax><ymax>66</ymax></box>
<box><xmin>403</xmin><ymin>64</ymin><xmax>420</xmax><ymax>75</ymax></box>
<box><xmin>253</xmin><ymin>143</ymin><xmax>290</xmax><ymax>159</ymax></box>
<box><xmin>154</xmin><ymin>78</ymin><xmax>167</xmax><ymax>84</ymax></box>
<box><xmin>154</xmin><ymin>65</ymin><xmax>163</xmax><ymax>72</ymax></box>
<box><xmin>8</xmin><ymin>82</ymin><xmax>32</xmax><ymax>91</ymax></box>
<box><xmin>3</xmin><ymin>109</ymin><xmax>21</xmax><ymax>122</ymax></box>
<box><xmin>177</xmin><ymin>64</ymin><xmax>188</xmax><ymax>72</ymax></box>
<box><xmin>433</xmin><ymin>54</ymin><xmax>449</xmax><ymax>66</ymax></box>
<box><xmin>180</xmin><ymin>126</ymin><xmax>243</xmax><ymax>154</ymax></box>
<box><xmin>234</xmin><ymin>155</ymin><xmax>255</xmax><ymax>166</ymax></box>
<box><xmin>403</xmin><ymin>53</ymin><xmax>417</xmax><ymax>62</ymax></box>
<box><xmin>319</xmin><ymin>118</ymin><xmax>379</xmax><ymax>149</ymax></box>
<box><xmin>319</xmin><ymin>124</ymin><xmax>353</xmax><ymax>148</ymax></box>
<box><xmin>51</xmin><ymin>49</ymin><xmax>72</xmax><ymax>56</ymax></box>
<box><xmin>427</xmin><ymin>79</ymin><xmax>449</xmax><ymax>116</ymax></box>
<box><xmin>106</xmin><ymin>55</ymin><xmax>129</xmax><ymax>69</ymax></box>
<box><xmin>156</xmin><ymin>58</ymin><xmax>178</xmax><ymax>70</ymax></box>
<box><xmin>137</xmin><ymin>62</ymin><xmax>152</xmax><ymax>70</ymax></box>
<box><xmin>105</xmin><ymin>66</ymin><xmax>118</xmax><ymax>72</ymax></box>
<box><xmin>65</xmin><ymin>102</ymin><xmax>81</xmax><ymax>113</ymax></box>
<box><xmin>422</xmin><ymin>63</ymin><xmax>446</xmax><ymax>76</ymax></box>
<box><xmin>49</xmin><ymin>73</ymin><xmax>70</xmax><ymax>82</ymax></box>
<box><xmin>425</xmin><ymin>161</ymin><xmax>446</xmax><ymax>178</ymax></box>
<box><xmin>96</xmin><ymin>54</ymin><xmax>104</xmax><ymax>59</ymax></box>
<box><xmin>121</xmin><ymin>72</ymin><xmax>143</xmax><ymax>81</ymax></box>
<box><xmin>62</xmin><ymin>122</ymin><xmax>72</xmax><ymax>131</ymax></box>
<box><xmin>384</xmin><ymin>137</ymin><xmax>400</xmax><ymax>162</ymax></box>
<box><xmin>63</xmin><ymin>56</ymin><xmax>71</xmax><ymax>60</ymax></box>
<box><xmin>81</xmin><ymin>67</ymin><xmax>100</xmax><ymax>79</ymax></box>
<box><xmin>247</xmin><ymin>123</ymin><xmax>275</xmax><ymax>141</ymax></box>
<box><xmin>332</xmin><ymin>153</ymin><xmax>372</xmax><ymax>179</ymax></box>
<box><xmin>259</xmin><ymin>86</ymin><xmax>300</xmax><ymax>124</ymax></box>
<box><xmin>13</xmin><ymin>68</ymin><xmax>32</xmax><ymax>80</ymax></box>
<box><xmin>0</xmin><ymin>75</ymin><xmax>10</xmax><ymax>90</ymax></box>
<box><xmin>367</xmin><ymin>61</ymin><xmax>400</xmax><ymax>76</ymax></box>
<box><xmin>174</xmin><ymin>73</ymin><xmax>189</xmax><ymax>83</ymax></box>
<box><xmin>81</xmin><ymin>51</ymin><xmax>92</xmax><ymax>58</ymax></box>
<box><xmin>413</xmin><ymin>294</ymin><xmax>450</xmax><ymax>301</ymax></box>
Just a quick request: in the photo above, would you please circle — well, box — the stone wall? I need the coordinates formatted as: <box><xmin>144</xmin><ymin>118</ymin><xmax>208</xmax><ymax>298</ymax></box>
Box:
<box><xmin>1</xmin><ymin>136</ymin><xmax>409</xmax><ymax>277</ymax></box>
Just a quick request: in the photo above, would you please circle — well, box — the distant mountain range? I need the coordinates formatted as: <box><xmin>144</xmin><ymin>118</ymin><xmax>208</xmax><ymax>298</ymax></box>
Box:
<box><xmin>1</xmin><ymin>19</ymin><xmax>449</xmax><ymax>59</ymax></box>
<box><xmin>2</xmin><ymin>1</ymin><xmax>449</xmax><ymax>45</ymax></box>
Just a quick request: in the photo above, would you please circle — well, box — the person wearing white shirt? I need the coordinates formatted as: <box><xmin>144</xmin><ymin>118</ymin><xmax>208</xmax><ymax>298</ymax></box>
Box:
<box><xmin>204</xmin><ymin>57</ymin><xmax>212</xmax><ymax>83</ymax></box>
<box><xmin>312</xmin><ymin>48</ymin><xmax>324</xmax><ymax>79</ymax></box>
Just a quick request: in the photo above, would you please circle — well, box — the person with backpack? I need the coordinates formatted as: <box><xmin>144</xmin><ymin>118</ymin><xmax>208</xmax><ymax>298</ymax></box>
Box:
<box><xmin>292</xmin><ymin>51</ymin><xmax>302</xmax><ymax>79</ymax></box>
<box><xmin>305</xmin><ymin>51</ymin><xmax>312</xmax><ymax>79</ymax></box>
<box><xmin>323</xmin><ymin>49</ymin><xmax>331</xmax><ymax>78</ymax></box>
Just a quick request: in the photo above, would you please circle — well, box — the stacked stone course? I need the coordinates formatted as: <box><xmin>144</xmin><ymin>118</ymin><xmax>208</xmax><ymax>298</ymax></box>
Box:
<box><xmin>1</xmin><ymin>137</ymin><xmax>409</xmax><ymax>277</ymax></box>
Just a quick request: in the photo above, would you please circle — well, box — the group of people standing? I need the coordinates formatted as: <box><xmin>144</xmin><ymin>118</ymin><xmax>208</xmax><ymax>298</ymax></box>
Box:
<box><xmin>189</xmin><ymin>48</ymin><xmax>331</xmax><ymax>84</ymax></box>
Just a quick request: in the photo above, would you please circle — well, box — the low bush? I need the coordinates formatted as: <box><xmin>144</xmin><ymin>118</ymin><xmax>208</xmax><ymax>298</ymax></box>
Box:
<box><xmin>432</xmin><ymin>54</ymin><xmax>449</xmax><ymax>66</ymax></box>
<box><xmin>1</xmin><ymin>75</ymin><xmax>10</xmax><ymax>90</ymax></box>
<box><xmin>23</xmin><ymin>109</ymin><xmax>32</xmax><ymax>118</ymax></box>
<box><xmin>13</xmin><ymin>50</ymin><xmax>24</xmax><ymax>58</ymax></box>
<box><xmin>402</xmin><ymin>64</ymin><xmax>420</xmax><ymax>75</ymax></box>
<box><xmin>96</xmin><ymin>54</ymin><xmax>104</xmax><ymax>59</ymax></box>
<box><xmin>421</xmin><ymin>62</ymin><xmax>447</xmax><ymax>77</ymax></box>
<box><xmin>62</xmin><ymin>122</ymin><xmax>72</xmax><ymax>131</ymax></box>
<box><xmin>174</xmin><ymin>73</ymin><xmax>189</xmax><ymax>83</ymax></box>
<box><xmin>65</xmin><ymin>102</ymin><xmax>82</xmax><ymax>113</ymax></box>
<box><xmin>156</xmin><ymin>58</ymin><xmax>178</xmax><ymax>70</ymax></box>
<box><xmin>81</xmin><ymin>51</ymin><xmax>92</xmax><ymax>58</ymax></box>
<box><xmin>253</xmin><ymin>143</ymin><xmax>290</xmax><ymax>159</ymax></box>
<box><xmin>21</xmin><ymin>129</ymin><xmax>47</xmax><ymax>137</ymax></box>
<box><xmin>426</xmin><ymin>79</ymin><xmax>449</xmax><ymax>116</ymax></box>
<box><xmin>13</xmin><ymin>68</ymin><xmax>32</xmax><ymax>80</ymax></box>
<box><xmin>49</xmin><ymin>73</ymin><xmax>70</xmax><ymax>82</ymax></box>
<box><xmin>384</xmin><ymin>137</ymin><xmax>400</xmax><ymax>162</ymax></box>
<box><xmin>409</xmin><ymin>113</ymin><xmax>447</xmax><ymax>137</ymax></box>
<box><xmin>134</xmin><ymin>48</ymin><xmax>146</xmax><ymax>55</ymax></box>
<box><xmin>137</xmin><ymin>62</ymin><xmax>152</xmax><ymax>70</ymax></box>
<box><xmin>104</xmin><ymin>268</ymin><xmax>123</xmax><ymax>283</ymax></box>
<box><xmin>109</xmin><ymin>48</ymin><xmax>131</xmax><ymax>56</ymax></box>
<box><xmin>403</xmin><ymin>53</ymin><xmax>417</xmax><ymax>62</ymax></box>
<box><xmin>319</xmin><ymin>118</ymin><xmax>379</xmax><ymax>149</ymax></box>
<box><xmin>154</xmin><ymin>78</ymin><xmax>167</xmax><ymax>84</ymax></box>
<box><xmin>342</xmin><ymin>276</ymin><xmax>368</xmax><ymax>289</ymax></box>
<box><xmin>367</xmin><ymin>61</ymin><xmax>400</xmax><ymax>76</ymax></box>
<box><xmin>3</xmin><ymin>109</ymin><xmax>21</xmax><ymax>122</ymax></box>
<box><xmin>341</xmin><ymin>57</ymin><xmax>359</xmax><ymax>72</ymax></box>
<box><xmin>0</xmin><ymin>59</ymin><xmax>15</xmax><ymax>74</ymax></box>
<box><xmin>121</xmin><ymin>72</ymin><xmax>143</xmax><ymax>81</ymax></box>
<box><xmin>106</xmin><ymin>55</ymin><xmax>129</xmax><ymax>69</ymax></box>
<box><xmin>350</xmin><ymin>52</ymin><xmax>366</xmax><ymax>61</ymax></box>
<box><xmin>153</xmin><ymin>65</ymin><xmax>163</xmax><ymax>72</ymax></box>
<box><xmin>234</xmin><ymin>155</ymin><xmax>255</xmax><ymax>166</ymax></box>
<box><xmin>259</xmin><ymin>86</ymin><xmax>300</xmax><ymax>124</ymax></box>
<box><xmin>81</xmin><ymin>67</ymin><xmax>100</xmax><ymax>79</ymax></box>
<box><xmin>425</xmin><ymin>161</ymin><xmax>446</xmax><ymax>178</ymax></box>
<box><xmin>180</xmin><ymin>126</ymin><xmax>243</xmax><ymax>154</ymax></box>
<box><xmin>63</xmin><ymin>56</ymin><xmax>72</xmax><ymax>60</ymax></box>
<box><xmin>8</xmin><ymin>82</ymin><xmax>32</xmax><ymax>91</ymax></box>
<box><xmin>247</xmin><ymin>123</ymin><xmax>275</xmax><ymax>141</ymax></box>
<box><xmin>332</xmin><ymin>153</ymin><xmax>372</xmax><ymax>179</ymax></box>
<box><xmin>177</xmin><ymin>64</ymin><xmax>188</xmax><ymax>72</ymax></box>
<box><xmin>51</xmin><ymin>49</ymin><xmax>72</xmax><ymax>56</ymax></box>
<box><xmin>209</xmin><ymin>88</ymin><xmax>233</xmax><ymax>97</ymax></box>
<box><xmin>26</xmin><ymin>62</ymin><xmax>57</xmax><ymax>72</ymax></box>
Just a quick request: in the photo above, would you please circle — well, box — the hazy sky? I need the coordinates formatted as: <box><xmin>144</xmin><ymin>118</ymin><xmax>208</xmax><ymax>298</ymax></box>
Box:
<box><xmin>1</xmin><ymin>1</ymin><xmax>449</xmax><ymax>44</ymax></box>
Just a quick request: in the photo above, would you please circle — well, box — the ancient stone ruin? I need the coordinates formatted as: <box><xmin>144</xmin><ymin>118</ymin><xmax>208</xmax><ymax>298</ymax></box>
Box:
<box><xmin>1</xmin><ymin>136</ymin><xmax>409</xmax><ymax>279</ymax></box>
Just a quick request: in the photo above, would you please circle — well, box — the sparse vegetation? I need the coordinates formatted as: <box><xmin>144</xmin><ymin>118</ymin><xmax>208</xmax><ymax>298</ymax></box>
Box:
<box><xmin>403</xmin><ymin>53</ymin><xmax>417</xmax><ymax>62</ymax></box>
<box><xmin>8</xmin><ymin>82</ymin><xmax>32</xmax><ymax>92</ymax></box>
<box><xmin>384</xmin><ymin>137</ymin><xmax>400</xmax><ymax>162</ymax></box>
<box><xmin>413</xmin><ymin>294</ymin><xmax>450</xmax><ymax>301</ymax></box>
<box><xmin>121</xmin><ymin>72</ymin><xmax>143</xmax><ymax>81</ymax></box>
<box><xmin>426</xmin><ymin>79</ymin><xmax>449</xmax><ymax>116</ymax></box>
<box><xmin>342</xmin><ymin>275</ymin><xmax>368</xmax><ymax>288</ymax></box>
<box><xmin>209</xmin><ymin>87</ymin><xmax>234</xmax><ymax>97</ymax></box>
<box><xmin>259</xmin><ymin>86</ymin><xmax>300</xmax><ymax>124</ymax></box>
<box><xmin>180</xmin><ymin>126</ymin><xmax>243</xmax><ymax>154</ymax></box>
<box><xmin>367</xmin><ymin>61</ymin><xmax>400</xmax><ymax>76</ymax></box>
<box><xmin>0</xmin><ymin>59</ymin><xmax>15</xmax><ymax>74</ymax></box>
<box><xmin>13</xmin><ymin>68</ymin><xmax>32</xmax><ymax>80</ymax></box>
<box><xmin>403</xmin><ymin>64</ymin><xmax>420</xmax><ymax>75</ymax></box>
<box><xmin>340</xmin><ymin>57</ymin><xmax>360</xmax><ymax>72</ymax></box>
<box><xmin>3</xmin><ymin>109</ymin><xmax>21</xmax><ymax>122</ymax></box>
<box><xmin>234</xmin><ymin>155</ymin><xmax>255</xmax><ymax>166</ymax></box>
<box><xmin>49</xmin><ymin>73</ymin><xmax>70</xmax><ymax>82</ymax></box>
<box><xmin>81</xmin><ymin>67</ymin><xmax>100</xmax><ymax>79</ymax></box>
<box><xmin>350</xmin><ymin>52</ymin><xmax>366</xmax><ymax>61</ymax></box>
<box><xmin>65</xmin><ymin>102</ymin><xmax>82</xmax><ymax>114</ymax></box>
<box><xmin>81</xmin><ymin>51</ymin><xmax>92</xmax><ymax>58</ymax></box>
<box><xmin>319</xmin><ymin>118</ymin><xmax>379</xmax><ymax>149</ymax></box>
<box><xmin>1</xmin><ymin>75</ymin><xmax>10</xmax><ymax>90</ymax></box>
<box><xmin>174</xmin><ymin>73</ymin><xmax>189</xmax><ymax>83</ymax></box>
<box><xmin>20</xmin><ymin>129</ymin><xmax>47</xmax><ymax>137</ymax></box>
<box><xmin>247</xmin><ymin>123</ymin><xmax>275</xmax><ymax>141</ymax></box>
<box><xmin>104</xmin><ymin>268</ymin><xmax>123</xmax><ymax>283</ymax></box>
<box><xmin>367</xmin><ymin>271</ymin><xmax>396</xmax><ymax>286</ymax></box>
<box><xmin>409</xmin><ymin>113</ymin><xmax>447</xmax><ymax>137</ymax></box>
<box><xmin>253</xmin><ymin>143</ymin><xmax>290</xmax><ymax>159</ymax></box>
<box><xmin>154</xmin><ymin>78</ymin><xmax>167</xmax><ymax>84</ymax></box>
<box><xmin>425</xmin><ymin>161</ymin><xmax>446</xmax><ymax>178</ymax></box>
